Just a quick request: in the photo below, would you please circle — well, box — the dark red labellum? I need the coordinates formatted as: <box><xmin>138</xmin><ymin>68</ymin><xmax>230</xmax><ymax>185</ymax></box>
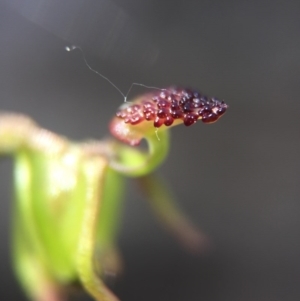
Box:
<box><xmin>114</xmin><ymin>87</ymin><xmax>228</xmax><ymax>128</ymax></box>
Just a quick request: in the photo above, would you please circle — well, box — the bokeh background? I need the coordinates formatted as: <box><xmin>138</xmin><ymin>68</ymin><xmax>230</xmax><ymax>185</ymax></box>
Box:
<box><xmin>1</xmin><ymin>0</ymin><xmax>300</xmax><ymax>300</ymax></box>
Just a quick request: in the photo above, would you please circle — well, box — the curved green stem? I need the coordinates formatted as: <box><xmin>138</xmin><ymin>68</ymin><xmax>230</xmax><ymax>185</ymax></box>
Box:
<box><xmin>76</xmin><ymin>156</ymin><xmax>119</xmax><ymax>301</ymax></box>
<box><xmin>109</xmin><ymin>130</ymin><xmax>170</xmax><ymax>177</ymax></box>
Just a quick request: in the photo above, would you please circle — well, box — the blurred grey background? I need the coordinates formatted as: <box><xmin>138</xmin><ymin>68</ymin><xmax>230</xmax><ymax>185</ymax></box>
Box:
<box><xmin>1</xmin><ymin>0</ymin><xmax>300</xmax><ymax>300</ymax></box>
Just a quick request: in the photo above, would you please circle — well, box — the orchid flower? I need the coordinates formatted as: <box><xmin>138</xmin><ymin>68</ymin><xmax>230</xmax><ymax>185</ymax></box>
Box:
<box><xmin>0</xmin><ymin>87</ymin><xmax>227</xmax><ymax>301</ymax></box>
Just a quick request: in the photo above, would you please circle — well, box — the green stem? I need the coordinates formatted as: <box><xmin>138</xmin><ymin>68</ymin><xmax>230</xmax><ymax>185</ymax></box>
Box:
<box><xmin>75</xmin><ymin>156</ymin><xmax>119</xmax><ymax>301</ymax></box>
<box><xmin>110</xmin><ymin>130</ymin><xmax>170</xmax><ymax>177</ymax></box>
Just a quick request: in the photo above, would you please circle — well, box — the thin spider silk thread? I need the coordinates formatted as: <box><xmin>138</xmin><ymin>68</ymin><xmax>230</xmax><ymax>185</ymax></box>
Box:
<box><xmin>65</xmin><ymin>45</ymin><xmax>163</xmax><ymax>140</ymax></box>
<box><xmin>65</xmin><ymin>46</ymin><xmax>165</xmax><ymax>102</ymax></box>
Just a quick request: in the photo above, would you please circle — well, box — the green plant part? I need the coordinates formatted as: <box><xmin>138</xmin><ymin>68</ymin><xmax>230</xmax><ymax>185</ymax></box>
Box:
<box><xmin>0</xmin><ymin>87</ymin><xmax>228</xmax><ymax>301</ymax></box>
